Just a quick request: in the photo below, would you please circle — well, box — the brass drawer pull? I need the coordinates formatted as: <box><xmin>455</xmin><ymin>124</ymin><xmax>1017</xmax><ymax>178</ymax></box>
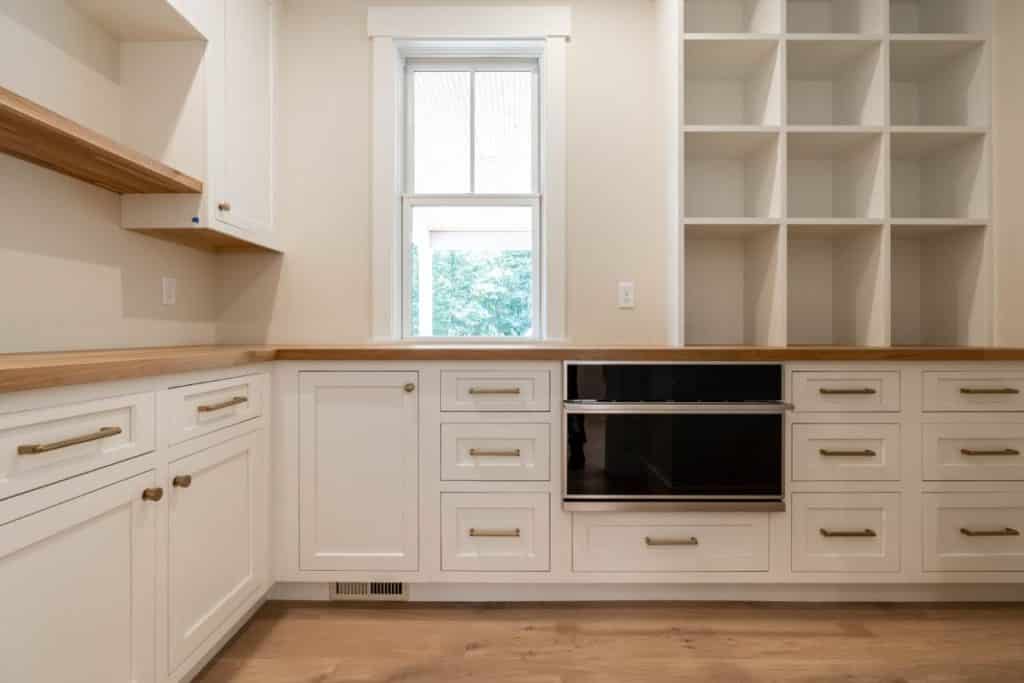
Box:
<box><xmin>820</xmin><ymin>528</ymin><xmax>877</xmax><ymax>538</ymax></box>
<box><xmin>819</xmin><ymin>449</ymin><xmax>877</xmax><ymax>457</ymax></box>
<box><xmin>960</xmin><ymin>387</ymin><xmax>1021</xmax><ymax>395</ymax></box>
<box><xmin>819</xmin><ymin>388</ymin><xmax>877</xmax><ymax>396</ymax></box>
<box><xmin>141</xmin><ymin>487</ymin><xmax>164</xmax><ymax>502</ymax></box>
<box><xmin>469</xmin><ymin>448</ymin><xmax>521</xmax><ymax>457</ymax></box>
<box><xmin>172</xmin><ymin>475</ymin><xmax>193</xmax><ymax>488</ymax></box>
<box><xmin>404</xmin><ymin>383</ymin><xmax>416</xmax><ymax>393</ymax></box>
<box><xmin>645</xmin><ymin>536</ymin><xmax>699</xmax><ymax>547</ymax></box>
<box><xmin>197</xmin><ymin>396</ymin><xmax>248</xmax><ymax>413</ymax></box>
<box><xmin>469</xmin><ymin>528</ymin><xmax>521</xmax><ymax>538</ymax></box>
<box><xmin>960</xmin><ymin>527</ymin><xmax>1021</xmax><ymax>538</ymax></box>
<box><xmin>17</xmin><ymin>426</ymin><xmax>122</xmax><ymax>455</ymax></box>
<box><xmin>961</xmin><ymin>448</ymin><xmax>1021</xmax><ymax>456</ymax></box>
<box><xmin>468</xmin><ymin>387</ymin><xmax>522</xmax><ymax>396</ymax></box>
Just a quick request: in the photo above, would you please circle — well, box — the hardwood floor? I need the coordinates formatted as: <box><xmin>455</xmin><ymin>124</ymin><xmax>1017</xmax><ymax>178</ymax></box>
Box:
<box><xmin>196</xmin><ymin>601</ymin><xmax>1024</xmax><ymax>683</ymax></box>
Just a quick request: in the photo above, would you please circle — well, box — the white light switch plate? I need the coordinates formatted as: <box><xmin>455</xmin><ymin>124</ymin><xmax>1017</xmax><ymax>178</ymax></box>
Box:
<box><xmin>617</xmin><ymin>281</ymin><xmax>635</xmax><ymax>309</ymax></box>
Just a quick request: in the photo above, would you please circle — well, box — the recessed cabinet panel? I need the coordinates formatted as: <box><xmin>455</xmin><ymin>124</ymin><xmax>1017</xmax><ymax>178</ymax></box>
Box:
<box><xmin>924</xmin><ymin>493</ymin><xmax>1024</xmax><ymax>571</ymax></box>
<box><xmin>219</xmin><ymin>0</ymin><xmax>274</xmax><ymax>234</ymax></box>
<box><xmin>441</xmin><ymin>493</ymin><xmax>550</xmax><ymax>572</ymax></box>
<box><xmin>299</xmin><ymin>372</ymin><xmax>419</xmax><ymax>571</ymax></box>
<box><xmin>791</xmin><ymin>371</ymin><xmax>900</xmax><ymax>412</ymax></box>
<box><xmin>792</xmin><ymin>493</ymin><xmax>901</xmax><ymax>573</ymax></box>
<box><xmin>922</xmin><ymin>372</ymin><xmax>1024</xmax><ymax>412</ymax></box>
<box><xmin>0</xmin><ymin>392</ymin><xmax>155</xmax><ymax>501</ymax></box>
<box><xmin>168</xmin><ymin>432</ymin><xmax>266</xmax><ymax>673</ymax></box>
<box><xmin>792</xmin><ymin>423</ymin><xmax>901</xmax><ymax>481</ymax></box>
<box><xmin>441</xmin><ymin>370</ymin><xmax>550</xmax><ymax>412</ymax></box>
<box><xmin>162</xmin><ymin>374</ymin><xmax>264</xmax><ymax>447</ymax></box>
<box><xmin>0</xmin><ymin>471</ymin><xmax>157</xmax><ymax>683</ymax></box>
<box><xmin>441</xmin><ymin>423</ymin><xmax>550</xmax><ymax>481</ymax></box>
<box><xmin>923</xmin><ymin>423</ymin><xmax>1024</xmax><ymax>481</ymax></box>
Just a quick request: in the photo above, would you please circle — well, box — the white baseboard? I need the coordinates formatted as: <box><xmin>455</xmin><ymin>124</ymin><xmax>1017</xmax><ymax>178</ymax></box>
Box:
<box><xmin>269</xmin><ymin>581</ymin><xmax>1024</xmax><ymax>603</ymax></box>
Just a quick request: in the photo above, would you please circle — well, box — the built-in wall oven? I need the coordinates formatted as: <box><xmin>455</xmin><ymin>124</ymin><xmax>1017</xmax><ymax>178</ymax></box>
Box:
<box><xmin>564</xmin><ymin>363</ymin><xmax>786</xmax><ymax>511</ymax></box>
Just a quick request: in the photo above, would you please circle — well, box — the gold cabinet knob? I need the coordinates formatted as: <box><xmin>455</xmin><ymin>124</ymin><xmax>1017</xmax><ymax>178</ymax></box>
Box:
<box><xmin>404</xmin><ymin>383</ymin><xmax>416</xmax><ymax>393</ymax></box>
<box><xmin>172</xmin><ymin>475</ymin><xmax>193</xmax><ymax>489</ymax></box>
<box><xmin>218</xmin><ymin>202</ymin><xmax>232</xmax><ymax>212</ymax></box>
<box><xmin>141</xmin><ymin>487</ymin><xmax>164</xmax><ymax>502</ymax></box>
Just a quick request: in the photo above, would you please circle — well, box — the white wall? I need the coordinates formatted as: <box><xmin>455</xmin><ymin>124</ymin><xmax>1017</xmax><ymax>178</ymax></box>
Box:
<box><xmin>217</xmin><ymin>0</ymin><xmax>667</xmax><ymax>345</ymax></box>
<box><xmin>0</xmin><ymin>1</ymin><xmax>220</xmax><ymax>353</ymax></box>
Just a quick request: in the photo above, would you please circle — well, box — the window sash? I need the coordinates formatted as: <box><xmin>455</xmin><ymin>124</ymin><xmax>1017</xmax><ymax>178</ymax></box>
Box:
<box><xmin>401</xmin><ymin>195</ymin><xmax>542</xmax><ymax>341</ymax></box>
<box><xmin>404</xmin><ymin>59</ymin><xmax>541</xmax><ymax>197</ymax></box>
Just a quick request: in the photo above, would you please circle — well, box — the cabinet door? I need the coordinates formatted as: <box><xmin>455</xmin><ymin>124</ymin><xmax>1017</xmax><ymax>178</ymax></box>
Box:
<box><xmin>0</xmin><ymin>472</ymin><xmax>158</xmax><ymax>683</ymax></box>
<box><xmin>300</xmin><ymin>372</ymin><xmax>419</xmax><ymax>571</ymax></box>
<box><xmin>219</xmin><ymin>0</ymin><xmax>273</xmax><ymax>234</ymax></box>
<box><xmin>167</xmin><ymin>431</ymin><xmax>266</xmax><ymax>673</ymax></box>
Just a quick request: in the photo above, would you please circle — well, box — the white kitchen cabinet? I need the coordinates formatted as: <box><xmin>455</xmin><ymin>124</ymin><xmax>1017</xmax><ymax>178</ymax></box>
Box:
<box><xmin>167</xmin><ymin>430</ymin><xmax>267</xmax><ymax>674</ymax></box>
<box><xmin>299</xmin><ymin>372</ymin><xmax>419</xmax><ymax>571</ymax></box>
<box><xmin>216</xmin><ymin>0</ymin><xmax>274</xmax><ymax>236</ymax></box>
<box><xmin>0</xmin><ymin>470</ymin><xmax>159</xmax><ymax>683</ymax></box>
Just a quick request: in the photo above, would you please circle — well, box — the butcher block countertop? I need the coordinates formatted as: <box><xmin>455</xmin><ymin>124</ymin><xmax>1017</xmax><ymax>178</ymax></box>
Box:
<box><xmin>4</xmin><ymin>344</ymin><xmax>1024</xmax><ymax>394</ymax></box>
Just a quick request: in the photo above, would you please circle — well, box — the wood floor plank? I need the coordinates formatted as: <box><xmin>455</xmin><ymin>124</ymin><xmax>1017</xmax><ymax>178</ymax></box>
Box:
<box><xmin>195</xmin><ymin>602</ymin><xmax>1024</xmax><ymax>683</ymax></box>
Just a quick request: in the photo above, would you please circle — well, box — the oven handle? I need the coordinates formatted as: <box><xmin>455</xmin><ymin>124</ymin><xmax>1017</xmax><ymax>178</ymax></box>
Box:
<box><xmin>563</xmin><ymin>402</ymin><xmax>790</xmax><ymax>415</ymax></box>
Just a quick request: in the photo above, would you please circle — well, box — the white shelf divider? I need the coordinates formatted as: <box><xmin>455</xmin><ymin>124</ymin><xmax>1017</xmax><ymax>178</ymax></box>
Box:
<box><xmin>685</xmin><ymin>131</ymin><xmax>784</xmax><ymax>218</ymax></box>
<box><xmin>788</xmin><ymin>39</ymin><xmax>885</xmax><ymax>125</ymax></box>
<box><xmin>788</xmin><ymin>131</ymin><xmax>886</xmax><ymax>219</ymax></box>
<box><xmin>890</xmin><ymin>130</ymin><xmax>989</xmax><ymax>220</ymax></box>
<box><xmin>684</xmin><ymin>38</ymin><xmax>783</xmax><ymax>125</ymax></box>
<box><xmin>890</xmin><ymin>38</ymin><xmax>989</xmax><ymax>126</ymax></box>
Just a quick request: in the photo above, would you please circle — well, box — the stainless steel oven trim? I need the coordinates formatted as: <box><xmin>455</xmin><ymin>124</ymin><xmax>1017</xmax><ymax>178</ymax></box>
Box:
<box><xmin>564</xmin><ymin>401</ymin><xmax>789</xmax><ymax>415</ymax></box>
<box><xmin>562</xmin><ymin>361</ymin><xmax>786</xmax><ymax>402</ymax></box>
<box><xmin>563</xmin><ymin>500</ymin><xmax>787</xmax><ymax>513</ymax></box>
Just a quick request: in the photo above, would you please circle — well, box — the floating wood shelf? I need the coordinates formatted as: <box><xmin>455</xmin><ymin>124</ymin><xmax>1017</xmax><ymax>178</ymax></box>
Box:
<box><xmin>127</xmin><ymin>227</ymin><xmax>283</xmax><ymax>253</ymax></box>
<box><xmin>0</xmin><ymin>86</ymin><xmax>203</xmax><ymax>195</ymax></box>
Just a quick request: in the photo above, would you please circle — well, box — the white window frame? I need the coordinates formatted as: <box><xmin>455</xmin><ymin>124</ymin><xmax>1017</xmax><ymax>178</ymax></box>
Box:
<box><xmin>369</xmin><ymin>7</ymin><xmax>570</xmax><ymax>342</ymax></box>
<box><xmin>402</xmin><ymin>58</ymin><xmax>542</xmax><ymax>340</ymax></box>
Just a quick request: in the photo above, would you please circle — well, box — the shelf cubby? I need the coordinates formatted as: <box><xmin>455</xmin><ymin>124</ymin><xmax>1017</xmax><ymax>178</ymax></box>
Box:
<box><xmin>786</xmin><ymin>0</ymin><xmax>886</xmax><ymax>34</ymax></box>
<box><xmin>684</xmin><ymin>0</ymin><xmax>781</xmax><ymax>34</ymax></box>
<box><xmin>891</xmin><ymin>224</ymin><xmax>989</xmax><ymax>346</ymax></box>
<box><xmin>890</xmin><ymin>0</ymin><xmax>991</xmax><ymax>35</ymax></box>
<box><xmin>788</xmin><ymin>224</ymin><xmax>888</xmax><ymax>346</ymax></box>
<box><xmin>685</xmin><ymin>224</ymin><xmax>786</xmax><ymax>345</ymax></box>
<box><xmin>787</xmin><ymin>131</ymin><xmax>885</xmax><ymax>219</ymax></box>
<box><xmin>891</xmin><ymin>39</ymin><xmax>988</xmax><ymax>126</ymax></box>
<box><xmin>890</xmin><ymin>131</ymin><xmax>988</xmax><ymax>220</ymax></box>
<box><xmin>684</xmin><ymin>39</ymin><xmax>782</xmax><ymax>125</ymax></box>
<box><xmin>684</xmin><ymin>131</ymin><xmax>783</xmax><ymax>218</ymax></box>
<box><xmin>788</xmin><ymin>39</ymin><xmax>885</xmax><ymax>125</ymax></box>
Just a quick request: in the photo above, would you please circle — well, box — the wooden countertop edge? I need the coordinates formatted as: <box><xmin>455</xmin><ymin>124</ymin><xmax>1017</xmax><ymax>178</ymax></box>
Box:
<box><xmin>4</xmin><ymin>345</ymin><xmax>1024</xmax><ymax>394</ymax></box>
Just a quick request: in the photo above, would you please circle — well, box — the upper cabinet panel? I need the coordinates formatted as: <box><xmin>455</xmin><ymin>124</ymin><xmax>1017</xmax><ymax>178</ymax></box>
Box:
<box><xmin>68</xmin><ymin>0</ymin><xmax>205</xmax><ymax>41</ymax></box>
<box><xmin>218</xmin><ymin>0</ymin><xmax>275</xmax><ymax>236</ymax></box>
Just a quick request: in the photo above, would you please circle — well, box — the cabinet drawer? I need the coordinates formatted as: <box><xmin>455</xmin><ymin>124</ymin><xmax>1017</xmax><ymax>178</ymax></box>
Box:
<box><xmin>162</xmin><ymin>374</ymin><xmax>264</xmax><ymax>446</ymax></box>
<box><xmin>441</xmin><ymin>423</ymin><xmax>550</xmax><ymax>481</ymax></box>
<box><xmin>923</xmin><ymin>372</ymin><xmax>1024</xmax><ymax>412</ymax></box>
<box><xmin>791</xmin><ymin>371</ymin><xmax>900</xmax><ymax>412</ymax></box>
<box><xmin>924</xmin><ymin>493</ymin><xmax>1024</xmax><ymax>572</ymax></box>
<box><xmin>0</xmin><ymin>392</ymin><xmax>155</xmax><ymax>500</ymax></box>
<box><xmin>441</xmin><ymin>371</ymin><xmax>550</xmax><ymax>412</ymax></box>
<box><xmin>792</xmin><ymin>424</ymin><xmax>901</xmax><ymax>482</ymax></box>
<box><xmin>792</xmin><ymin>493</ymin><xmax>901</xmax><ymax>573</ymax></box>
<box><xmin>923</xmin><ymin>423</ymin><xmax>1024</xmax><ymax>481</ymax></box>
<box><xmin>572</xmin><ymin>513</ymin><xmax>770</xmax><ymax>573</ymax></box>
<box><xmin>441</xmin><ymin>493</ymin><xmax>549</xmax><ymax>571</ymax></box>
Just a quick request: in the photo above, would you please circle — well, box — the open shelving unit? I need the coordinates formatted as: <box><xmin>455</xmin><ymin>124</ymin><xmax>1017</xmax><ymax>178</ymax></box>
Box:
<box><xmin>673</xmin><ymin>0</ymin><xmax>993</xmax><ymax>347</ymax></box>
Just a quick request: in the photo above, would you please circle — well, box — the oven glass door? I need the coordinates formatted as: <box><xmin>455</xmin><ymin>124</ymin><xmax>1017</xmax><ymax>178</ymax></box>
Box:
<box><xmin>565</xmin><ymin>409</ymin><xmax>783</xmax><ymax>499</ymax></box>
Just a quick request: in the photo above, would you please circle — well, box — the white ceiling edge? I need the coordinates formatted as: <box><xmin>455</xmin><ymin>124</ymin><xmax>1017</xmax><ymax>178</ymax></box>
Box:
<box><xmin>367</xmin><ymin>6</ymin><xmax>572</xmax><ymax>39</ymax></box>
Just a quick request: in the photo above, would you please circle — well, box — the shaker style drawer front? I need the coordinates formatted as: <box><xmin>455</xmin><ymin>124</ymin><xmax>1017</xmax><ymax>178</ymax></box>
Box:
<box><xmin>0</xmin><ymin>392</ymin><xmax>155</xmax><ymax>500</ymax></box>
<box><xmin>163</xmin><ymin>374</ymin><xmax>264</xmax><ymax>446</ymax></box>
<box><xmin>441</xmin><ymin>423</ymin><xmax>550</xmax><ymax>481</ymax></box>
<box><xmin>441</xmin><ymin>493</ymin><xmax>550</xmax><ymax>572</ymax></box>
<box><xmin>923</xmin><ymin>372</ymin><xmax>1024</xmax><ymax>412</ymax></box>
<box><xmin>572</xmin><ymin>513</ymin><xmax>770</xmax><ymax>573</ymax></box>
<box><xmin>791</xmin><ymin>372</ymin><xmax>900</xmax><ymax>412</ymax></box>
<box><xmin>441</xmin><ymin>371</ymin><xmax>550</xmax><ymax>412</ymax></box>
<box><xmin>791</xmin><ymin>493</ymin><xmax>901</xmax><ymax>573</ymax></box>
<box><xmin>924</xmin><ymin>493</ymin><xmax>1024</xmax><ymax>572</ymax></box>
<box><xmin>923</xmin><ymin>423</ymin><xmax>1024</xmax><ymax>481</ymax></box>
<box><xmin>792</xmin><ymin>424</ymin><xmax>901</xmax><ymax>482</ymax></box>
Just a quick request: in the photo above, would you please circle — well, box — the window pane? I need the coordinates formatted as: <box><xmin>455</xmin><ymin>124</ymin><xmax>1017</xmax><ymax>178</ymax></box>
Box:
<box><xmin>413</xmin><ymin>72</ymin><xmax>470</xmax><ymax>193</ymax></box>
<box><xmin>409</xmin><ymin>206</ymin><xmax>534</xmax><ymax>338</ymax></box>
<box><xmin>474</xmin><ymin>71</ymin><xmax>534</xmax><ymax>194</ymax></box>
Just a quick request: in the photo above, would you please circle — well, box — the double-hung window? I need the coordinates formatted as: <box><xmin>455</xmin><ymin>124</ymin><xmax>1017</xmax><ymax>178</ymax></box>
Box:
<box><xmin>403</xmin><ymin>58</ymin><xmax>541</xmax><ymax>339</ymax></box>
